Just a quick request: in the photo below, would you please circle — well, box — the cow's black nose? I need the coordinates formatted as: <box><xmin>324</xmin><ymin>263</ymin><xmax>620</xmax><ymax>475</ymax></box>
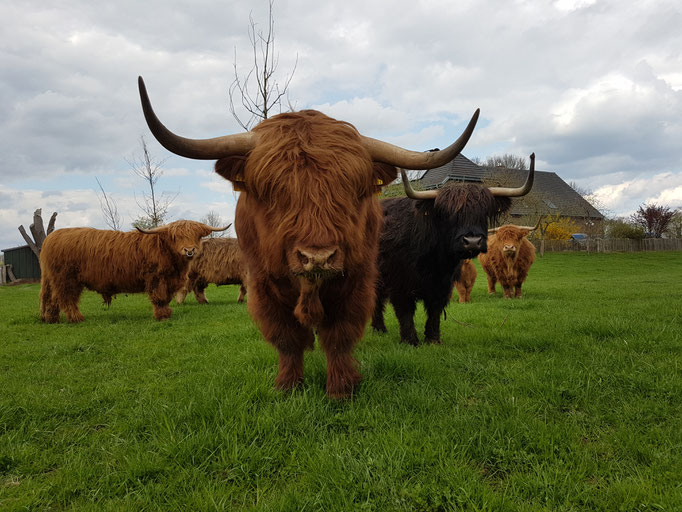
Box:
<box><xmin>462</xmin><ymin>235</ymin><xmax>482</xmax><ymax>250</ymax></box>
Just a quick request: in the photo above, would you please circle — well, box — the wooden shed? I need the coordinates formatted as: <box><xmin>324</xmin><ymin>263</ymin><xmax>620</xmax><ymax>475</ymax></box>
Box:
<box><xmin>2</xmin><ymin>245</ymin><xmax>41</xmax><ymax>280</ymax></box>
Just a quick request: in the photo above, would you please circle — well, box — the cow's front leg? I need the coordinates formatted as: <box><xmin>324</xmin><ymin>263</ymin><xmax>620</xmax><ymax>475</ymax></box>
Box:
<box><xmin>248</xmin><ymin>281</ymin><xmax>314</xmax><ymax>391</ymax></box>
<box><xmin>149</xmin><ymin>281</ymin><xmax>173</xmax><ymax>320</ymax></box>
<box><xmin>318</xmin><ymin>320</ymin><xmax>364</xmax><ymax>399</ymax></box>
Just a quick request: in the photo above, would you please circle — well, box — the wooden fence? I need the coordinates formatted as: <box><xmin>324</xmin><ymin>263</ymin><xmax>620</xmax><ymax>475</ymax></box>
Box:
<box><xmin>538</xmin><ymin>238</ymin><xmax>682</xmax><ymax>253</ymax></box>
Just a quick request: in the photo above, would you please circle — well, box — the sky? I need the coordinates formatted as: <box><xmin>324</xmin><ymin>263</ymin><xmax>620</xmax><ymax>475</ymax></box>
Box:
<box><xmin>2</xmin><ymin>0</ymin><xmax>682</xmax><ymax>250</ymax></box>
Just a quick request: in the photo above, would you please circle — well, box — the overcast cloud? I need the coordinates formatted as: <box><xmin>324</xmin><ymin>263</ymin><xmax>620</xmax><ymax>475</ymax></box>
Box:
<box><xmin>2</xmin><ymin>0</ymin><xmax>681</xmax><ymax>250</ymax></box>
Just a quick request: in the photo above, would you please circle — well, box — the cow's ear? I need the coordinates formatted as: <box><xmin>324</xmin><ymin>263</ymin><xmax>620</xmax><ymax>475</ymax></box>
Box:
<box><xmin>371</xmin><ymin>163</ymin><xmax>398</xmax><ymax>194</ymax></box>
<box><xmin>215</xmin><ymin>156</ymin><xmax>248</xmax><ymax>191</ymax></box>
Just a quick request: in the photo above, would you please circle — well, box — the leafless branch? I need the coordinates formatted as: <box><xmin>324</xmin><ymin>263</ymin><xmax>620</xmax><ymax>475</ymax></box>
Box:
<box><xmin>95</xmin><ymin>177</ymin><xmax>121</xmax><ymax>230</ymax></box>
<box><xmin>127</xmin><ymin>136</ymin><xmax>174</xmax><ymax>228</ymax></box>
<box><xmin>229</xmin><ymin>0</ymin><xmax>298</xmax><ymax>130</ymax></box>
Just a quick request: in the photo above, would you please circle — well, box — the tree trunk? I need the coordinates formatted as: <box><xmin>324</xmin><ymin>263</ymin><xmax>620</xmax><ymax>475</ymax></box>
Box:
<box><xmin>18</xmin><ymin>208</ymin><xmax>57</xmax><ymax>260</ymax></box>
<box><xmin>19</xmin><ymin>225</ymin><xmax>41</xmax><ymax>259</ymax></box>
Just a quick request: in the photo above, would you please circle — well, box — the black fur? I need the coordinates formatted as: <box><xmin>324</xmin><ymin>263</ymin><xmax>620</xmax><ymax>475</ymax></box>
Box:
<box><xmin>372</xmin><ymin>183</ymin><xmax>511</xmax><ymax>345</ymax></box>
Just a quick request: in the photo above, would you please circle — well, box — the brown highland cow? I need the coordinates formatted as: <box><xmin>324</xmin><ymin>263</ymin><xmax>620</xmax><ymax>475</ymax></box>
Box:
<box><xmin>453</xmin><ymin>259</ymin><xmax>477</xmax><ymax>303</ymax></box>
<box><xmin>139</xmin><ymin>76</ymin><xmax>482</xmax><ymax>398</ymax></box>
<box><xmin>39</xmin><ymin>220</ymin><xmax>227</xmax><ymax>323</ymax></box>
<box><xmin>478</xmin><ymin>221</ymin><xmax>539</xmax><ymax>298</ymax></box>
<box><xmin>176</xmin><ymin>237</ymin><xmax>247</xmax><ymax>304</ymax></box>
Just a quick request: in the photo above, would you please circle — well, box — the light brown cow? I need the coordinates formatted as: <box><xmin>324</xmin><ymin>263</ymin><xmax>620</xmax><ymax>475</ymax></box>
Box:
<box><xmin>139</xmin><ymin>76</ymin><xmax>481</xmax><ymax>398</ymax></box>
<box><xmin>453</xmin><ymin>259</ymin><xmax>477</xmax><ymax>303</ymax></box>
<box><xmin>40</xmin><ymin>220</ymin><xmax>227</xmax><ymax>322</ymax></box>
<box><xmin>478</xmin><ymin>221</ymin><xmax>540</xmax><ymax>298</ymax></box>
<box><xmin>176</xmin><ymin>237</ymin><xmax>247</xmax><ymax>304</ymax></box>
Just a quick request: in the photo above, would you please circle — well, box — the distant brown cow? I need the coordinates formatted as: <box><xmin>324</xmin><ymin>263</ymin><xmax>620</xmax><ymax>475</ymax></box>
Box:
<box><xmin>478</xmin><ymin>221</ymin><xmax>539</xmax><ymax>298</ymax></box>
<box><xmin>176</xmin><ymin>237</ymin><xmax>247</xmax><ymax>304</ymax></box>
<box><xmin>139</xmin><ymin>76</ymin><xmax>482</xmax><ymax>398</ymax></box>
<box><xmin>40</xmin><ymin>220</ymin><xmax>228</xmax><ymax>323</ymax></box>
<box><xmin>453</xmin><ymin>259</ymin><xmax>477</xmax><ymax>303</ymax></box>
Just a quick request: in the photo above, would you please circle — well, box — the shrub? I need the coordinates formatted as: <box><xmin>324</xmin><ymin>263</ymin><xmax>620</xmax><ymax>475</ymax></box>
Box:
<box><xmin>545</xmin><ymin>218</ymin><xmax>581</xmax><ymax>240</ymax></box>
<box><xmin>606</xmin><ymin>219</ymin><xmax>645</xmax><ymax>239</ymax></box>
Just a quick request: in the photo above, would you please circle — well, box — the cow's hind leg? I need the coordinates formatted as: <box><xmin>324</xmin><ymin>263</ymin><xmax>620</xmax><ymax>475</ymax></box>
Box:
<box><xmin>40</xmin><ymin>278</ymin><xmax>60</xmax><ymax>323</ymax></box>
<box><xmin>58</xmin><ymin>281</ymin><xmax>85</xmax><ymax>323</ymax></box>
<box><xmin>486</xmin><ymin>274</ymin><xmax>497</xmax><ymax>295</ymax></box>
<box><xmin>237</xmin><ymin>284</ymin><xmax>247</xmax><ymax>303</ymax></box>
<box><xmin>194</xmin><ymin>279</ymin><xmax>208</xmax><ymax>304</ymax></box>
<box><xmin>371</xmin><ymin>294</ymin><xmax>388</xmax><ymax>333</ymax></box>
<box><xmin>175</xmin><ymin>287</ymin><xmax>188</xmax><ymax>304</ymax></box>
<box><xmin>501</xmin><ymin>281</ymin><xmax>514</xmax><ymax>299</ymax></box>
<box><xmin>391</xmin><ymin>295</ymin><xmax>419</xmax><ymax>346</ymax></box>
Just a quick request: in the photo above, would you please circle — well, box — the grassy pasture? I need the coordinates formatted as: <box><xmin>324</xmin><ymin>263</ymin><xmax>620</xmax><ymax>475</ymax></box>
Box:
<box><xmin>0</xmin><ymin>252</ymin><xmax>680</xmax><ymax>511</ymax></box>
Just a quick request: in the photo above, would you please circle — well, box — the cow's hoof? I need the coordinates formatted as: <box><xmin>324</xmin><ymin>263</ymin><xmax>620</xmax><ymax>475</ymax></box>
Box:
<box><xmin>424</xmin><ymin>337</ymin><xmax>442</xmax><ymax>345</ymax></box>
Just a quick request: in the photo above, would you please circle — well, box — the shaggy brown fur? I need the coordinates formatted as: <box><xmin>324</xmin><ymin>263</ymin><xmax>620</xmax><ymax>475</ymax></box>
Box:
<box><xmin>454</xmin><ymin>259</ymin><xmax>477</xmax><ymax>303</ymax></box>
<box><xmin>175</xmin><ymin>237</ymin><xmax>247</xmax><ymax>304</ymax></box>
<box><xmin>40</xmin><ymin>220</ymin><xmax>217</xmax><ymax>322</ymax></box>
<box><xmin>479</xmin><ymin>225</ymin><xmax>537</xmax><ymax>298</ymax></box>
<box><xmin>215</xmin><ymin>110</ymin><xmax>398</xmax><ymax>398</ymax></box>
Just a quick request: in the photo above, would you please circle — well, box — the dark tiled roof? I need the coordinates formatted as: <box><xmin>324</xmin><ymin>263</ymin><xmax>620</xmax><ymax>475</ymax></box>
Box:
<box><xmin>417</xmin><ymin>157</ymin><xmax>604</xmax><ymax>220</ymax></box>
<box><xmin>418</xmin><ymin>154</ymin><xmax>487</xmax><ymax>188</ymax></box>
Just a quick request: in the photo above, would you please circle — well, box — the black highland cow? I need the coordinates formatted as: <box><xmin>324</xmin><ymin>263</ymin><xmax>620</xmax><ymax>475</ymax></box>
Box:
<box><xmin>372</xmin><ymin>155</ymin><xmax>535</xmax><ymax>345</ymax></box>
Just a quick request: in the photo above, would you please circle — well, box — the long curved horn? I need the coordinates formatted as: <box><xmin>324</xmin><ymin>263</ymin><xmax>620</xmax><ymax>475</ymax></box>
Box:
<box><xmin>400</xmin><ymin>168</ymin><xmax>438</xmax><ymax>200</ymax></box>
<box><xmin>487</xmin><ymin>153</ymin><xmax>535</xmax><ymax>197</ymax></box>
<box><xmin>488</xmin><ymin>216</ymin><xmax>544</xmax><ymax>234</ymax></box>
<box><xmin>138</xmin><ymin>77</ymin><xmax>257</xmax><ymax>160</ymax></box>
<box><xmin>362</xmin><ymin>109</ymin><xmax>480</xmax><ymax>170</ymax></box>
<box><xmin>211</xmin><ymin>223</ymin><xmax>231</xmax><ymax>232</ymax></box>
<box><xmin>136</xmin><ymin>226</ymin><xmax>163</xmax><ymax>234</ymax></box>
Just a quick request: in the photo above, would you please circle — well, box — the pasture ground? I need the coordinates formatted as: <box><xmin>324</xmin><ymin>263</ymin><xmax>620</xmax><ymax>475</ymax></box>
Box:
<box><xmin>0</xmin><ymin>252</ymin><xmax>680</xmax><ymax>511</ymax></box>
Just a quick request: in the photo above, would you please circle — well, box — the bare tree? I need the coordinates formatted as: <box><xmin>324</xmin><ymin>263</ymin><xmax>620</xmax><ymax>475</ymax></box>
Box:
<box><xmin>484</xmin><ymin>153</ymin><xmax>528</xmax><ymax>170</ymax></box>
<box><xmin>18</xmin><ymin>208</ymin><xmax>57</xmax><ymax>259</ymax></box>
<box><xmin>229</xmin><ymin>0</ymin><xmax>297</xmax><ymax>130</ymax></box>
<box><xmin>127</xmin><ymin>136</ymin><xmax>177</xmax><ymax>228</ymax></box>
<box><xmin>201</xmin><ymin>210</ymin><xmax>228</xmax><ymax>237</ymax></box>
<box><xmin>95</xmin><ymin>177</ymin><xmax>121</xmax><ymax>230</ymax></box>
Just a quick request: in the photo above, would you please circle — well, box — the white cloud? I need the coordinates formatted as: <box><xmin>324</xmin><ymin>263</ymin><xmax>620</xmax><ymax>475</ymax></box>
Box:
<box><xmin>593</xmin><ymin>171</ymin><xmax>682</xmax><ymax>215</ymax></box>
<box><xmin>2</xmin><ymin>0</ymin><xmax>682</xmax><ymax>249</ymax></box>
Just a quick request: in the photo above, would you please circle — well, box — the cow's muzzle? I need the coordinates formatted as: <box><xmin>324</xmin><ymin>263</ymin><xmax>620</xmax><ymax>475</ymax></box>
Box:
<box><xmin>289</xmin><ymin>246</ymin><xmax>344</xmax><ymax>281</ymax></box>
<box><xmin>183</xmin><ymin>247</ymin><xmax>196</xmax><ymax>258</ymax></box>
<box><xmin>462</xmin><ymin>235</ymin><xmax>483</xmax><ymax>251</ymax></box>
<box><xmin>502</xmin><ymin>245</ymin><xmax>517</xmax><ymax>257</ymax></box>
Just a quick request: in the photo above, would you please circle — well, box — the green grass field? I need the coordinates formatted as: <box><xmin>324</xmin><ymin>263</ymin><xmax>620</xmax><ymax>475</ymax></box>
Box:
<box><xmin>1</xmin><ymin>252</ymin><xmax>680</xmax><ymax>511</ymax></box>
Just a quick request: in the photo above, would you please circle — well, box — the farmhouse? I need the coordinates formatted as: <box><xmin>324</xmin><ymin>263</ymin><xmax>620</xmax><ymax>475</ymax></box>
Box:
<box><xmin>416</xmin><ymin>154</ymin><xmax>605</xmax><ymax>234</ymax></box>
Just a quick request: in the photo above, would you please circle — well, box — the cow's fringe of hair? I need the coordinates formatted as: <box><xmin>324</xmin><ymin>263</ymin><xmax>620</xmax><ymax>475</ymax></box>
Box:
<box><xmin>245</xmin><ymin>110</ymin><xmax>377</xmax><ymax>269</ymax></box>
<box><xmin>433</xmin><ymin>184</ymin><xmax>511</xmax><ymax>227</ymax></box>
